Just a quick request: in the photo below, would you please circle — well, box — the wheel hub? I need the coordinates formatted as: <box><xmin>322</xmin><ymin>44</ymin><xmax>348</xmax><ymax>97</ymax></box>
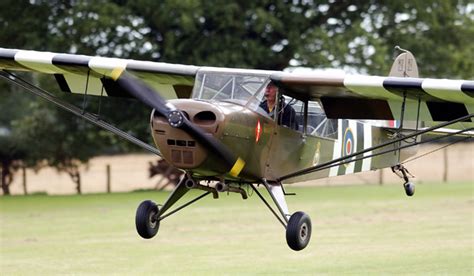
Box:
<box><xmin>299</xmin><ymin>222</ymin><xmax>308</xmax><ymax>241</ymax></box>
<box><xmin>148</xmin><ymin>211</ymin><xmax>158</xmax><ymax>228</ymax></box>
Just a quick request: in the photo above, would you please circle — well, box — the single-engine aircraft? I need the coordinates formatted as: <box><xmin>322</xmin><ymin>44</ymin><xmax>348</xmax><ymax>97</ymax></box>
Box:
<box><xmin>0</xmin><ymin>47</ymin><xmax>473</xmax><ymax>251</ymax></box>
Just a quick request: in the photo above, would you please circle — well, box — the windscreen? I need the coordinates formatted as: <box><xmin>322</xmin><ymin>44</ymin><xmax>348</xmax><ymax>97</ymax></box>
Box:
<box><xmin>192</xmin><ymin>70</ymin><xmax>268</xmax><ymax>108</ymax></box>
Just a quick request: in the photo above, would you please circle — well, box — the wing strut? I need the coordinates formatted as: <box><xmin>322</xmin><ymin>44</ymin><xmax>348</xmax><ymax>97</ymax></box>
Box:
<box><xmin>0</xmin><ymin>70</ymin><xmax>162</xmax><ymax>156</ymax></box>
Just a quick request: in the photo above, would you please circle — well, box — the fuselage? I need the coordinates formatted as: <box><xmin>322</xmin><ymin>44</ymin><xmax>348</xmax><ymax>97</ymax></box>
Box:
<box><xmin>150</xmin><ymin>99</ymin><xmax>418</xmax><ymax>183</ymax></box>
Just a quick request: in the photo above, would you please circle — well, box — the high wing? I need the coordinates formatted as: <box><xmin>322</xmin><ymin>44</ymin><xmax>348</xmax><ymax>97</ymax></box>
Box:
<box><xmin>1</xmin><ymin>47</ymin><xmax>473</xmax><ymax>124</ymax></box>
<box><xmin>0</xmin><ymin>48</ymin><xmax>197</xmax><ymax>100</ymax></box>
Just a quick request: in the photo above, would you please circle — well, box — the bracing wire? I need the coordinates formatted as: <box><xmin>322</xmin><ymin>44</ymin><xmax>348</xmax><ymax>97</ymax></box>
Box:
<box><xmin>401</xmin><ymin>136</ymin><xmax>472</xmax><ymax>165</ymax></box>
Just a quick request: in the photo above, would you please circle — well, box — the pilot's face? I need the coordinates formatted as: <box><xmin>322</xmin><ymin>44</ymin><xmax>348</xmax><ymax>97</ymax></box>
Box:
<box><xmin>265</xmin><ymin>84</ymin><xmax>277</xmax><ymax>102</ymax></box>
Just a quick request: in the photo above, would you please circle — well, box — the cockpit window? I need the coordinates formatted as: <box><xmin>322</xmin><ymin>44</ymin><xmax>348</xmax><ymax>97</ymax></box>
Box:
<box><xmin>192</xmin><ymin>70</ymin><xmax>268</xmax><ymax>107</ymax></box>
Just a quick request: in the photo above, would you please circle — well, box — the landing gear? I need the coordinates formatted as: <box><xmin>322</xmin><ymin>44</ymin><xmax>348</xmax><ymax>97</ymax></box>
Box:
<box><xmin>251</xmin><ymin>179</ymin><xmax>312</xmax><ymax>251</ymax></box>
<box><xmin>135</xmin><ymin>200</ymin><xmax>160</xmax><ymax>239</ymax></box>
<box><xmin>134</xmin><ymin>175</ymin><xmax>312</xmax><ymax>251</ymax></box>
<box><xmin>392</xmin><ymin>164</ymin><xmax>415</xmax><ymax>197</ymax></box>
<box><xmin>286</xmin><ymin>211</ymin><xmax>312</xmax><ymax>251</ymax></box>
<box><xmin>134</xmin><ymin>175</ymin><xmax>215</xmax><ymax>240</ymax></box>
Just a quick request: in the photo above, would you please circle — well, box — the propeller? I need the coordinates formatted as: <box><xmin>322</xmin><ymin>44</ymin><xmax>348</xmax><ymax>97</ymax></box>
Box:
<box><xmin>110</xmin><ymin>68</ymin><xmax>245</xmax><ymax>177</ymax></box>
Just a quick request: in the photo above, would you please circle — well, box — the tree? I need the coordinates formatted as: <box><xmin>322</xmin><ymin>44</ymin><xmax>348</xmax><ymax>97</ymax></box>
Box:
<box><xmin>357</xmin><ymin>0</ymin><xmax>474</xmax><ymax>78</ymax></box>
<box><xmin>11</xmin><ymin>100</ymin><xmax>101</xmax><ymax>194</ymax></box>
<box><xmin>7</xmin><ymin>74</ymin><xmax>152</xmax><ymax>194</ymax></box>
<box><xmin>0</xmin><ymin>0</ymin><xmax>153</xmax><ymax>194</ymax></box>
<box><xmin>119</xmin><ymin>0</ymin><xmax>472</xmax><ymax>77</ymax></box>
<box><xmin>119</xmin><ymin>1</ymin><xmax>370</xmax><ymax>69</ymax></box>
<box><xmin>0</xmin><ymin>76</ymin><xmax>35</xmax><ymax>195</ymax></box>
<box><xmin>0</xmin><ymin>1</ymin><xmax>53</xmax><ymax>194</ymax></box>
<box><xmin>0</xmin><ymin>125</ymin><xmax>26</xmax><ymax>195</ymax></box>
<box><xmin>32</xmin><ymin>0</ymin><xmax>472</xmax><ymax>75</ymax></box>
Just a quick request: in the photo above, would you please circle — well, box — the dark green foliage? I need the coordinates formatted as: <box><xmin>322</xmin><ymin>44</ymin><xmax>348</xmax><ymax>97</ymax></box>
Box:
<box><xmin>119</xmin><ymin>0</ymin><xmax>473</xmax><ymax>76</ymax></box>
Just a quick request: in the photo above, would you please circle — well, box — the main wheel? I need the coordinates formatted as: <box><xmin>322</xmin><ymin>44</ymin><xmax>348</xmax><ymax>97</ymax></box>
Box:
<box><xmin>135</xmin><ymin>200</ymin><xmax>160</xmax><ymax>239</ymax></box>
<box><xmin>404</xmin><ymin>182</ymin><xmax>415</xmax><ymax>197</ymax></box>
<box><xmin>286</xmin><ymin>211</ymin><xmax>312</xmax><ymax>251</ymax></box>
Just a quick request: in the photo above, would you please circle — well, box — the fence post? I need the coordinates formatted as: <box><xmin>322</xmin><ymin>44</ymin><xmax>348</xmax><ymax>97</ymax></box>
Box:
<box><xmin>379</xmin><ymin>169</ymin><xmax>384</xmax><ymax>185</ymax></box>
<box><xmin>443</xmin><ymin>148</ymin><xmax>448</xmax><ymax>183</ymax></box>
<box><xmin>106</xmin><ymin>164</ymin><xmax>111</xmax><ymax>193</ymax></box>
<box><xmin>22</xmin><ymin>166</ymin><xmax>27</xmax><ymax>195</ymax></box>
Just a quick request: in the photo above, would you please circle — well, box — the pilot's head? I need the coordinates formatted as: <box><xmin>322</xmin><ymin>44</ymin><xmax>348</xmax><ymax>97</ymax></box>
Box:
<box><xmin>264</xmin><ymin>82</ymin><xmax>278</xmax><ymax>103</ymax></box>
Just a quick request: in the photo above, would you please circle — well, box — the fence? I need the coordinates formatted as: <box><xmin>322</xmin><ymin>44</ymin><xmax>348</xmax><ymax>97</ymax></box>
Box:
<box><xmin>6</xmin><ymin>143</ymin><xmax>474</xmax><ymax>195</ymax></box>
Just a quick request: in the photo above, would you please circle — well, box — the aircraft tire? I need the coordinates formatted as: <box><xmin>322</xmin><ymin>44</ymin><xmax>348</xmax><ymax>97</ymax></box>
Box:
<box><xmin>286</xmin><ymin>211</ymin><xmax>312</xmax><ymax>251</ymax></box>
<box><xmin>135</xmin><ymin>200</ymin><xmax>160</xmax><ymax>239</ymax></box>
<box><xmin>404</xmin><ymin>182</ymin><xmax>415</xmax><ymax>197</ymax></box>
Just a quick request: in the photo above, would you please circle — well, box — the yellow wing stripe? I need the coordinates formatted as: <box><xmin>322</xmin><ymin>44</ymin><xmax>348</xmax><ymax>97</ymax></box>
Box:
<box><xmin>229</xmin><ymin>158</ymin><xmax>245</xmax><ymax>177</ymax></box>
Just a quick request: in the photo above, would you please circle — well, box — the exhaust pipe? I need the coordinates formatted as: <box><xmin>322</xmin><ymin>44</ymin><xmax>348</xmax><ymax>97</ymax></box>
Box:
<box><xmin>214</xmin><ymin>182</ymin><xmax>226</xmax><ymax>192</ymax></box>
<box><xmin>215</xmin><ymin>182</ymin><xmax>248</xmax><ymax>200</ymax></box>
<box><xmin>185</xmin><ymin>178</ymin><xmax>197</xmax><ymax>189</ymax></box>
<box><xmin>185</xmin><ymin>178</ymin><xmax>218</xmax><ymax>199</ymax></box>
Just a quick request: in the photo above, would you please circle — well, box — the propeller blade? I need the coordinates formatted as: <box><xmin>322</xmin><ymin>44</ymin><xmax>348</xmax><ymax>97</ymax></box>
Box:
<box><xmin>110</xmin><ymin>68</ymin><xmax>245</xmax><ymax>177</ymax></box>
<box><xmin>111</xmin><ymin>68</ymin><xmax>172</xmax><ymax>117</ymax></box>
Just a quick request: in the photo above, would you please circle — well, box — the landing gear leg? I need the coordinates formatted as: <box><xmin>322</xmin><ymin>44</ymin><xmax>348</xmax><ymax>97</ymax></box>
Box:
<box><xmin>391</xmin><ymin>164</ymin><xmax>415</xmax><ymax>196</ymax></box>
<box><xmin>251</xmin><ymin>179</ymin><xmax>312</xmax><ymax>251</ymax></box>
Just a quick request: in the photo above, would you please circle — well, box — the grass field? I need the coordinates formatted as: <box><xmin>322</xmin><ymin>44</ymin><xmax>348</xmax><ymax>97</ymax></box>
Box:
<box><xmin>1</xmin><ymin>182</ymin><xmax>472</xmax><ymax>275</ymax></box>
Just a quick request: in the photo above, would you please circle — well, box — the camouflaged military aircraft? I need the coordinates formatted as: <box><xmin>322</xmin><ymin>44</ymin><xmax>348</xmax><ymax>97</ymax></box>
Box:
<box><xmin>0</xmin><ymin>47</ymin><xmax>473</xmax><ymax>251</ymax></box>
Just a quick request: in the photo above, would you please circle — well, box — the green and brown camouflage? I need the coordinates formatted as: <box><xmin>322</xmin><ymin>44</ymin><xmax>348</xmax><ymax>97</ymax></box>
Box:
<box><xmin>151</xmin><ymin>99</ymin><xmax>418</xmax><ymax>184</ymax></box>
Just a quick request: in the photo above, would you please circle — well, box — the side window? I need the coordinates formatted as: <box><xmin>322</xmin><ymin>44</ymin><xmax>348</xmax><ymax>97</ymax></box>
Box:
<box><xmin>257</xmin><ymin>82</ymin><xmax>303</xmax><ymax>133</ymax></box>
<box><xmin>280</xmin><ymin>95</ymin><xmax>304</xmax><ymax>133</ymax></box>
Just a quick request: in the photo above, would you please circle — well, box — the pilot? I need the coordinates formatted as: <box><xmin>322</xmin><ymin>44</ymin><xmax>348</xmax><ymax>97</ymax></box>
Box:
<box><xmin>259</xmin><ymin>82</ymin><xmax>297</xmax><ymax>130</ymax></box>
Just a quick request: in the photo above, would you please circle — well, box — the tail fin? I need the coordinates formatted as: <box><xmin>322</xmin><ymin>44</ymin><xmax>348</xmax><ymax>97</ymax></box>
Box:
<box><xmin>389</xmin><ymin>46</ymin><xmax>419</xmax><ymax>78</ymax></box>
<box><xmin>385</xmin><ymin>47</ymin><xmax>419</xmax><ymax>128</ymax></box>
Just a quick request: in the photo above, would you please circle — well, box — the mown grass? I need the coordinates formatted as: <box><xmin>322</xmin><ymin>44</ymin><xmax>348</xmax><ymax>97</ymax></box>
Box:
<box><xmin>0</xmin><ymin>182</ymin><xmax>472</xmax><ymax>275</ymax></box>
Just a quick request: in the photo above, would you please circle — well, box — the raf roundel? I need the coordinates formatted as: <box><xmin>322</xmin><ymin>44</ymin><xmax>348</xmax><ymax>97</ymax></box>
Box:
<box><xmin>343</xmin><ymin>127</ymin><xmax>355</xmax><ymax>158</ymax></box>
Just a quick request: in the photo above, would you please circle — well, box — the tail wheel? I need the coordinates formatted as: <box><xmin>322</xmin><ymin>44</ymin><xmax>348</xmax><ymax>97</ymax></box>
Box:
<box><xmin>286</xmin><ymin>211</ymin><xmax>312</xmax><ymax>251</ymax></box>
<box><xmin>404</xmin><ymin>182</ymin><xmax>415</xmax><ymax>196</ymax></box>
<box><xmin>135</xmin><ymin>200</ymin><xmax>160</xmax><ymax>239</ymax></box>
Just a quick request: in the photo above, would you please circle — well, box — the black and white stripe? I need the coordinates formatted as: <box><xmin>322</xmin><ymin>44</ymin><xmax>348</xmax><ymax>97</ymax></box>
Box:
<box><xmin>1</xmin><ymin>48</ymin><xmax>472</xmax><ymax>122</ymax></box>
<box><xmin>0</xmin><ymin>48</ymin><xmax>197</xmax><ymax>99</ymax></box>
<box><xmin>344</xmin><ymin>75</ymin><xmax>474</xmax><ymax>122</ymax></box>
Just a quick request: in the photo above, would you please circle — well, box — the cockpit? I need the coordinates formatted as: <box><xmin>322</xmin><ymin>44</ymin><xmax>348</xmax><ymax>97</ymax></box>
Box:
<box><xmin>192</xmin><ymin>69</ymin><xmax>338</xmax><ymax>139</ymax></box>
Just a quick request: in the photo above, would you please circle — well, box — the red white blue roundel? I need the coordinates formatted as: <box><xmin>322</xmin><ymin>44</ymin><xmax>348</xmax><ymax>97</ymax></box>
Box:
<box><xmin>343</xmin><ymin>127</ymin><xmax>355</xmax><ymax>157</ymax></box>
